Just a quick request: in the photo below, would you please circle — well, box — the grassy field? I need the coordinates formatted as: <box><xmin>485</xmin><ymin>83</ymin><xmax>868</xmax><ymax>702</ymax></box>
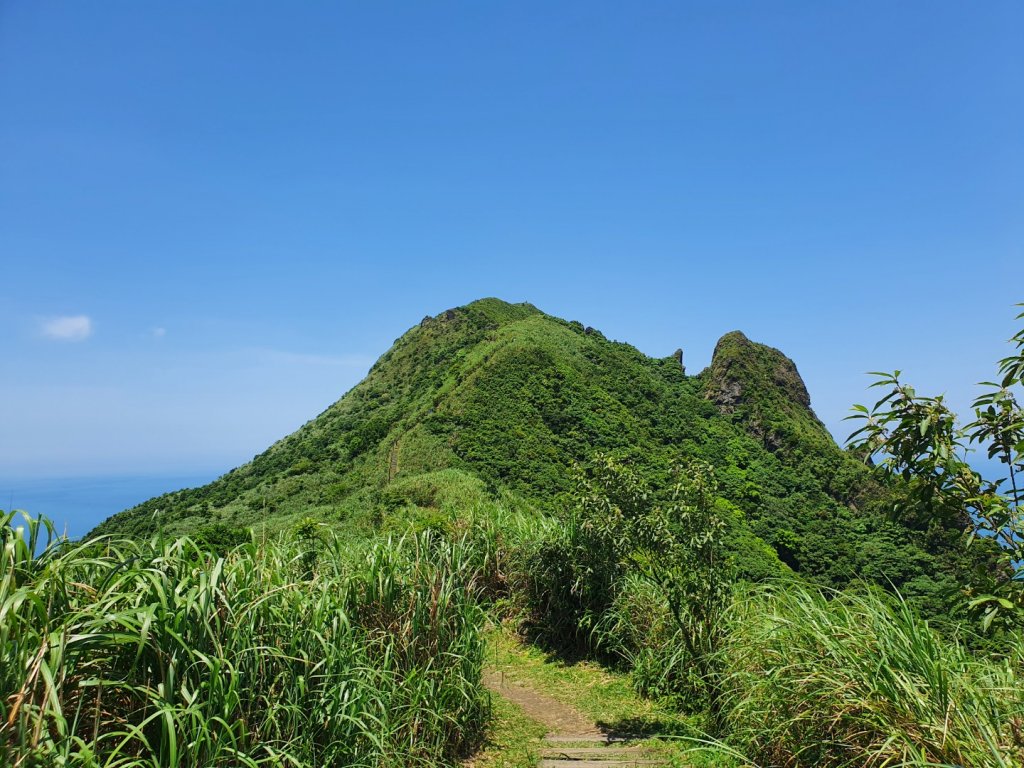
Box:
<box><xmin>716</xmin><ymin>584</ymin><xmax>1024</xmax><ymax>768</ymax></box>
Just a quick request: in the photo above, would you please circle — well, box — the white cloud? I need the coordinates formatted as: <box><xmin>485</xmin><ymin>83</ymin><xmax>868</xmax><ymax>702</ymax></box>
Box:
<box><xmin>152</xmin><ymin>327</ymin><xmax>167</xmax><ymax>338</ymax></box>
<box><xmin>40</xmin><ymin>315</ymin><xmax>93</xmax><ymax>341</ymax></box>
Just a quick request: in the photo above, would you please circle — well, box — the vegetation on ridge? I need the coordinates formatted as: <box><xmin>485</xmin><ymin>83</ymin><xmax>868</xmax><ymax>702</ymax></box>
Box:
<box><xmin>94</xmin><ymin>298</ymin><xmax>986</xmax><ymax>622</ymax></box>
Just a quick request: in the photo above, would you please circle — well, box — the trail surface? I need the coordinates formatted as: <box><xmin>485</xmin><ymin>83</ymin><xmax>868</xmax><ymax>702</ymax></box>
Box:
<box><xmin>480</xmin><ymin>633</ymin><xmax>683</xmax><ymax>768</ymax></box>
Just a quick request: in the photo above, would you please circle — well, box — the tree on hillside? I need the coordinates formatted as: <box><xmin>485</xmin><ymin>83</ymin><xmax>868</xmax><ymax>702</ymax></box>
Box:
<box><xmin>575</xmin><ymin>455</ymin><xmax>732</xmax><ymax>706</ymax></box>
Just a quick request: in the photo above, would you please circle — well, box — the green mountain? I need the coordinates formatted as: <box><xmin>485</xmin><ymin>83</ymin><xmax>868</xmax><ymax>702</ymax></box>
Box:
<box><xmin>94</xmin><ymin>298</ymin><xmax>974</xmax><ymax>612</ymax></box>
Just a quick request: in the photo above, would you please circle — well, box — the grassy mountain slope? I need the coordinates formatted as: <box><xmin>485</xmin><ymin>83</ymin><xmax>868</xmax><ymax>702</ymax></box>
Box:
<box><xmin>93</xmin><ymin>298</ymin><xmax>973</xmax><ymax>610</ymax></box>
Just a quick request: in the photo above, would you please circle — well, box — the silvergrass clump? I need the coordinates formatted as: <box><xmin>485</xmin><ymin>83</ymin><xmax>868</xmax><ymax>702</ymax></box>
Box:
<box><xmin>1</xmin><ymin>510</ymin><xmax>487</xmax><ymax>767</ymax></box>
<box><xmin>715</xmin><ymin>583</ymin><xmax>1024</xmax><ymax>768</ymax></box>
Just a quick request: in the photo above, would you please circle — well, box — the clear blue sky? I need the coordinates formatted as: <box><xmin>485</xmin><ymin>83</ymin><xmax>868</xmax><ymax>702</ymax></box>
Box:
<box><xmin>2</xmin><ymin>2</ymin><xmax>1021</xmax><ymax>479</ymax></box>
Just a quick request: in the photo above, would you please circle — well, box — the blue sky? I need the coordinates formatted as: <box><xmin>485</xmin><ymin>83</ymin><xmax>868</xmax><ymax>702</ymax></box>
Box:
<box><xmin>2</xmin><ymin>2</ymin><xmax>1021</xmax><ymax>479</ymax></box>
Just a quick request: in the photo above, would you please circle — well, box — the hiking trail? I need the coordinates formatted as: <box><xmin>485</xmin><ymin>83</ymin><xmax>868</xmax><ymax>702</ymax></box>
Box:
<box><xmin>483</xmin><ymin>672</ymin><xmax>666</xmax><ymax>768</ymax></box>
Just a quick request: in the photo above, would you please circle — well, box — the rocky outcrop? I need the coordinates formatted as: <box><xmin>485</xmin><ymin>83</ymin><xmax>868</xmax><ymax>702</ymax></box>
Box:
<box><xmin>704</xmin><ymin>331</ymin><xmax>827</xmax><ymax>451</ymax></box>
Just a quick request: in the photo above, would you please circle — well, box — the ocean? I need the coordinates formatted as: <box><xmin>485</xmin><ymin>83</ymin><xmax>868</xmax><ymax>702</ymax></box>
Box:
<box><xmin>1</xmin><ymin>472</ymin><xmax>221</xmax><ymax>540</ymax></box>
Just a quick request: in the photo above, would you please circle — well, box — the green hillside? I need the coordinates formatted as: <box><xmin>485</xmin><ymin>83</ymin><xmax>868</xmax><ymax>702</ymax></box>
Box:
<box><xmin>93</xmin><ymin>298</ymin><xmax>973</xmax><ymax>611</ymax></box>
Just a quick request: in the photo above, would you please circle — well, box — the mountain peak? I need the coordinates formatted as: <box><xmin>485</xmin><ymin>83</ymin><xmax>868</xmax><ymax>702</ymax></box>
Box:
<box><xmin>708</xmin><ymin>331</ymin><xmax>811</xmax><ymax>408</ymax></box>
<box><xmin>705</xmin><ymin>330</ymin><xmax>824</xmax><ymax>452</ymax></box>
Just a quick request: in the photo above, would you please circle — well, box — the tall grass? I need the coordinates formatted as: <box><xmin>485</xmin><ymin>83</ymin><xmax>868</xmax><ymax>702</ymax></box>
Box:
<box><xmin>506</xmin><ymin>507</ymin><xmax>623</xmax><ymax>655</ymax></box>
<box><xmin>1</xmin><ymin>510</ymin><xmax>487</xmax><ymax>767</ymax></box>
<box><xmin>715</xmin><ymin>583</ymin><xmax>1024</xmax><ymax>767</ymax></box>
<box><xmin>596</xmin><ymin>572</ymin><xmax>696</xmax><ymax>705</ymax></box>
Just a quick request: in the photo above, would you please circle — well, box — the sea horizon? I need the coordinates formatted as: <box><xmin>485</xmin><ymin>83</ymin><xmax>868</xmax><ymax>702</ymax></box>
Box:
<box><xmin>1</xmin><ymin>471</ymin><xmax>224</xmax><ymax>540</ymax></box>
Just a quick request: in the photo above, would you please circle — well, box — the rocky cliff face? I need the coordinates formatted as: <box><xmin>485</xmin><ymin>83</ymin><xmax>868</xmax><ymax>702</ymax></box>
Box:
<box><xmin>707</xmin><ymin>331</ymin><xmax>810</xmax><ymax>407</ymax></box>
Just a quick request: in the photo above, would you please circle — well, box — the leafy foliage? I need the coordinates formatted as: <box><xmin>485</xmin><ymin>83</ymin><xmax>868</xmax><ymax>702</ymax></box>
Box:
<box><xmin>847</xmin><ymin>304</ymin><xmax>1024</xmax><ymax>631</ymax></box>
<box><xmin>576</xmin><ymin>456</ymin><xmax>731</xmax><ymax>706</ymax></box>
<box><xmin>509</xmin><ymin>455</ymin><xmax>732</xmax><ymax>712</ymax></box>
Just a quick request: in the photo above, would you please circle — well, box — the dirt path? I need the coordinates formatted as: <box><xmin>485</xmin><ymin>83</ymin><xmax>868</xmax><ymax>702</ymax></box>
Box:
<box><xmin>482</xmin><ymin>671</ymin><xmax>602</xmax><ymax>738</ymax></box>
<box><xmin>482</xmin><ymin>671</ymin><xmax>666</xmax><ymax>767</ymax></box>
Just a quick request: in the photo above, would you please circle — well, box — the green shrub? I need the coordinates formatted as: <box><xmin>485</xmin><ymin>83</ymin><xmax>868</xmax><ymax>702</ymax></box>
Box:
<box><xmin>193</xmin><ymin>521</ymin><xmax>250</xmax><ymax>555</ymax></box>
<box><xmin>513</xmin><ymin>503</ymin><xmax>622</xmax><ymax>655</ymax></box>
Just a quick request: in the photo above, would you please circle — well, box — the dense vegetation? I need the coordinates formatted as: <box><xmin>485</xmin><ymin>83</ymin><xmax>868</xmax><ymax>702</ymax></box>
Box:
<box><xmin>8</xmin><ymin>298</ymin><xmax>1023</xmax><ymax>766</ymax></box>
<box><xmin>10</xmin><ymin>474</ymin><xmax>1022</xmax><ymax>766</ymax></box>
<box><xmin>1</xmin><ymin>511</ymin><xmax>488</xmax><ymax>767</ymax></box>
<box><xmin>717</xmin><ymin>585</ymin><xmax>1022</xmax><ymax>767</ymax></box>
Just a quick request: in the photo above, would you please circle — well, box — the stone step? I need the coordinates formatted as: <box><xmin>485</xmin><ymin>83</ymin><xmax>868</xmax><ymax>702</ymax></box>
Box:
<box><xmin>540</xmin><ymin>747</ymin><xmax>651</xmax><ymax>758</ymax></box>
<box><xmin>539</xmin><ymin>760</ymin><xmax>661</xmax><ymax>768</ymax></box>
<box><xmin>542</xmin><ymin>735</ymin><xmax>628</xmax><ymax>745</ymax></box>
